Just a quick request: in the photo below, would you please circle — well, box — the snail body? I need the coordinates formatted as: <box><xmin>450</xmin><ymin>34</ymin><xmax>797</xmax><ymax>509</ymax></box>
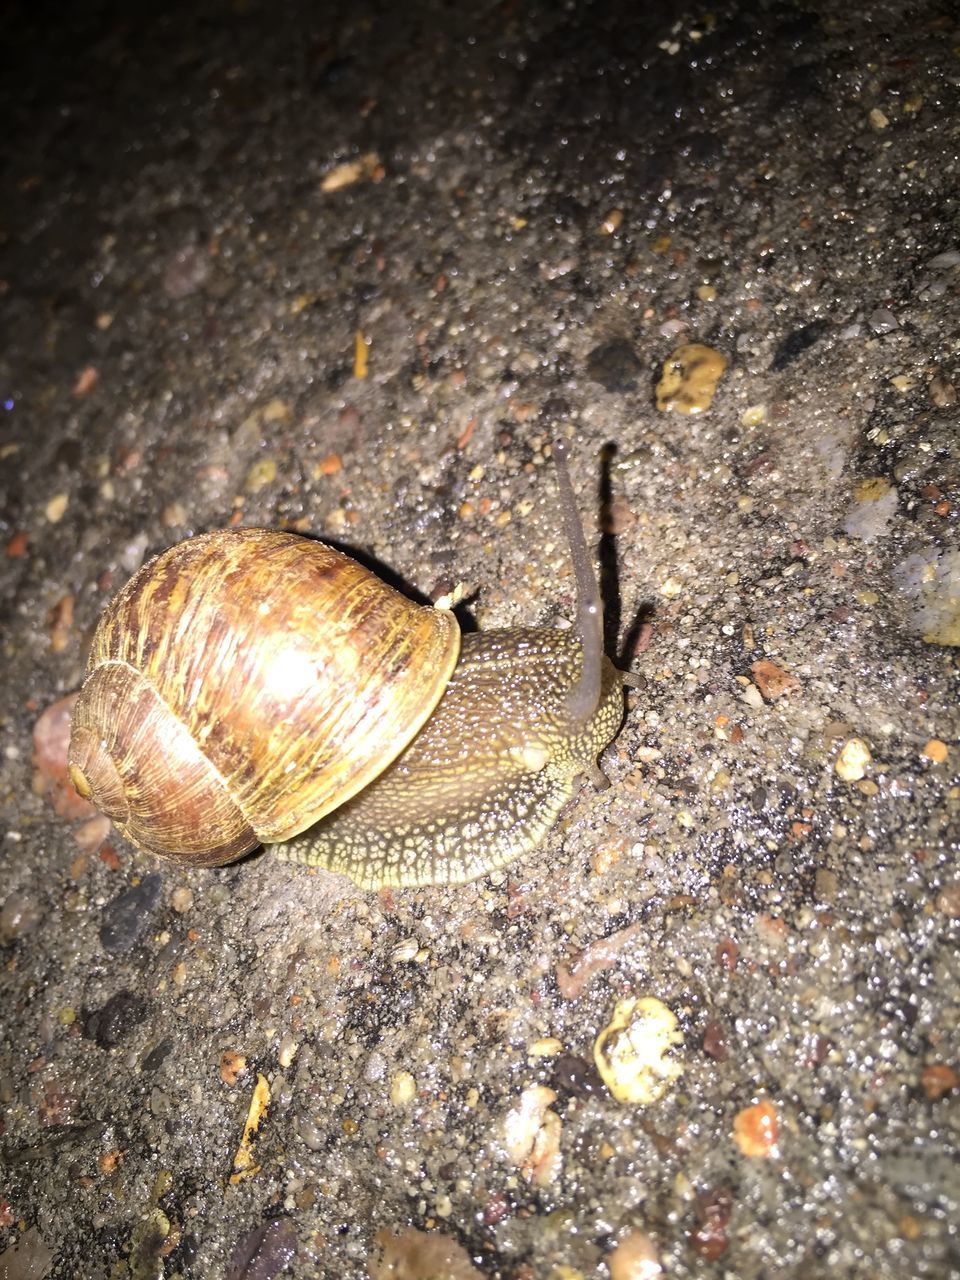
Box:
<box><xmin>278</xmin><ymin>627</ymin><xmax>623</xmax><ymax>887</ymax></box>
<box><xmin>68</xmin><ymin>443</ymin><xmax>631</xmax><ymax>887</ymax></box>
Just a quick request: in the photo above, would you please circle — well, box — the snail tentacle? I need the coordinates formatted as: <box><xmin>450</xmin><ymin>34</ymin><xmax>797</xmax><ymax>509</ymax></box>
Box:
<box><xmin>552</xmin><ymin>438</ymin><xmax>605</xmax><ymax>727</ymax></box>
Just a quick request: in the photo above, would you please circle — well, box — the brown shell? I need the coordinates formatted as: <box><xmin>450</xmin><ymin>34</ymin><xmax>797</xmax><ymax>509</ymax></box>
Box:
<box><xmin>68</xmin><ymin>529</ymin><xmax>461</xmax><ymax>866</ymax></box>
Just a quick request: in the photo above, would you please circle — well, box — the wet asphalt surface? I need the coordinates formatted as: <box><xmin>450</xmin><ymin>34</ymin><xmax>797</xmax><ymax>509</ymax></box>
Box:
<box><xmin>1</xmin><ymin>1</ymin><xmax>958</xmax><ymax>1277</ymax></box>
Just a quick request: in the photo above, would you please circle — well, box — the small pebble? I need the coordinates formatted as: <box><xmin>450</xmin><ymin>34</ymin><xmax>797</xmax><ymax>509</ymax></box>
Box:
<box><xmin>6</xmin><ymin>530</ymin><xmax>29</xmax><ymax>557</ymax></box>
<box><xmin>750</xmin><ymin>659</ymin><xmax>800</xmax><ymax>701</ymax></box>
<box><xmin>527</xmin><ymin>1037</ymin><xmax>563</xmax><ymax>1058</ymax></box>
<box><xmin>220</xmin><ymin>1050</ymin><xmax>247</xmax><ymax>1086</ymax></box>
<box><xmin>161</xmin><ymin>502</ymin><xmax>188</xmax><ymax>528</ymax></box>
<box><xmin>369</xmin><ymin>1228</ymin><xmax>482</xmax><ymax>1279</ymax></box>
<box><xmin>551</xmin><ymin>1053</ymin><xmax>604</xmax><ymax>1098</ymax></box>
<box><xmin>262</xmin><ymin>398</ymin><xmax>291</xmax><ymax>423</ymax></box>
<box><xmin>733</xmin><ymin>1098</ymin><xmax>780</xmax><ymax>1158</ymax></box>
<box><xmin>73</xmin><ymin>814</ymin><xmax>111</xmax><ymax>852</ymax></box>
<box><xmin>313</xmin><ymin>452</ymin><xmax>342</xmax><ymax>476</ymax></box>
<box><xmin>162</xmin><ymin>243</ymin><xmax>211</xmax><ymax>299</ymax></box>
<box><xmin>659</xmin><ymin>318</ymin><xmax>689</xmax><ymax>339</ymax></box>
<box><xmin>0</xmin><ymin>1230</ymin><xmax>54</xmax><ymax>1278</ymax></box>
<box><xmin>926</xmin><ymin>249</ymin><xmax>960</xmax><ymax>270</ymax></box>
<box><xmin>843</xmin><ymin>478</ymin><xmax>898</xmax><ymax>543</ymax></box>
<box><xmin>83</xmin><ymin>990</ymin><xmax>148</xmax><ymax>1049</ymax></box>
<box><xmin>0</xmin><ymin>893</ymin><xmax>44</xmax><ymax>944</ymax></box>
<box><xmin>226</xmin><ymin>1219</ymin><xmax>297</xmax><ymax>1280</ymax></box>
<box><xmin>836</xmin><ymin>738</ymin><xmax>871</xmax><ymax>781</ymax></box>
<box><xmin>502</xmin><ymin>1086</ymin><xmax>562</xmax><ymax>1186</ymax></box>
<box><xmin>594</xmin><ymin>996</ymin><xmax>684</xmax><ymax>1104</ymax></box>
<box><xmin>607</xmin><ymin>1229</ymin><xmax>662</xmax><ymax>1279</ymax></box>
<box><xmin>741</xmin><ymin>404</ymin><xmax>767</xmax><ymax>427</ymax></box>
<box><xmin>44</xmin><ymin>492</ymin><xmax>69</xmax><ymax>523</ymax></box>
<box><xmin>702</xmin><ymin>1020</ymin><xmax>729</xmax><ymax>1062</ymax></box>
<box><xmin>390</xmin><ymin>1070</ymin><xmax>417</xmax><ymax>1106</ymax></box>
<box><xmin>867</xmin><ymin>308</ymin><xmax>898</xmax><ymax>334</ymax></box>
<box><xmin>928</xmin><ymin>376</ymin><xmax>956</xmax><ymax>407</ymax></box>
<box><xmin>243</xmin><ymin>457</ymin><xmax>277</xmax><ymax>493</ymax></box>
<box><xmin>655</xmin><ymin>343</ymin><xmax>727</xmax><ymax>414</ymax></box>
<box><xmin>689</xmin><ymin>1186</ymin><xmax>733</xmax><ymax>1261</ymax></box>
<box><xmin>72</xmin><ymin>366</ymin><xmax>99</xmax><ymax>397</ymax></box>
<box><xmin>814</xmin><ymin>868</ymin><xmax>839</xmax><ymax>902</ymax></box>
<box><xmin>586</xmin><ymin>339</ymin><xmax>642</xmax><ymax>393</ymax></box>
<box><xmin>320</xmin><ymin>152</ymin><xmax>381</xmax><ymax>192</ymax></box>
<box><xmin>170</xmin><ymin>886</ymin><xmax>194</xmax><ymax>913</ymax></box>
<box><xmin>741</xmin><ymin>682</ymin><xmax>764</xmax><ymax>710</ymax></box>
<box><xmin>601</xmin><ymin>208</ymin><xmax>623</xmax><ymax>234</ymax></box>
<box><xmin>32</xmin><ymin>694</ymin><xmax>98</xmax><ymax>822</ymax></box>
<box><xmin>99</xmin><ymin>872</ymin><xmax>164</xmax><ymax>953</ymax></box>
<box><xmin>920</xmin><ymin>1065</ymin><xmax>958</xmax><ymax>1100</ymax></box>
<box><xmin>390</xmin><ymin>937</ymin><xmax>419</xmax><ymax>964</ymax></box>
<box><xmin>277</xmin><ymin>1033</ymin><xmax>298</xmax><ymax>1070</ymax></box>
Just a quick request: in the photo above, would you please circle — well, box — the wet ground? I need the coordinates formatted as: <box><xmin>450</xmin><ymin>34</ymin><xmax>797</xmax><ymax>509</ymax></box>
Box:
<box><xmin>1</xmin><ymin>1</ymin><xmax>958</xmax><ymax>1277</ymax></box>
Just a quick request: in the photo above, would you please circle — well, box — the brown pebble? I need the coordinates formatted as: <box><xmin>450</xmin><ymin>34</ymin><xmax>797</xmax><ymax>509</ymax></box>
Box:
<box><xmin>750</xmin><ymin>658</ymin><xmax>800</xmax><ymax>701</ymax></box>
<box><xmin>920</xmin><ymin>1063</ymin><xmax>958</xmax><ymax>1100</ymax></box>
<box><xmin>72</xmin><ymin>365</ymin><xmax>99</xmax><ymax>397</ymax></box>
<box><xmin>601</xmin><ymin>208</ymin><xmax>624</xmax><ymax>235</ymax></box>
<box><xmin>814</xmin><ymin>868</ymin><xmax>839</xmax><ymax>902</ymax></box>
<box><xmin>99</xmin><ymin>844</ymin><xmax>122</xmax><ymax>871</ymax></box>
<box><xmin>220</xmin><ymin>1050</ymin><xmax>247</xmax><ymax>1086</ymax></box>
<box><xmin>98</xmin><ymin>1149</ymin><xmax>124</xmax><ymax>1175</ymax></box>
<box><xmin>716</xmin><ymin>938</ymin><xmax>739</xmax><ymax>971</ymax></box>
<box><xmin>315</xmin><ymin>452</ymin><xmax>342</xmax><ymax>476</ymax></box>
<box><xmin>702</xmin><ymin>1020</ymin><xmax>729</xmax><ymax>1062</ymax></box>
<box><xmin>733</xmin><ymin>1098</ymin><xmax>779</xmax><ymax>1158</ymax></box>
<box><xmin>928</xmin><ymin>375</ymin><xmax>957</xmax><ymax>407</ymax></box>
<box><xmin>689</xmin><ymin>1185</ymin><xmax>732</xmax><ymax>1261</ymax></box>
<box><xmin>74</xmin><ymin>814</ymin><xmax>111</xmax><ymax>853</ymax></box>
<box><xmin>481</xmin><ymin>1192</ymin><xmax>511</xmax><ymax>1227</ymax></box>
<box><xmin>592</xmin><ymin>835</ymin><xmax>628</xmax><ymax>874</ymax></box>
<box><xmin>551</xmin><ymin>1053</ymin><xmax>604</xmax><ymax>1098</ymax></box>
<box><xmin>161</xmin><ymin>502</ymin><xmax>188</xmax><ymax>528</ymax></box>
<box><xmin>32</xmin><ymin>694</ymin><xmax>98</xmax><ymax>821</ymax></box>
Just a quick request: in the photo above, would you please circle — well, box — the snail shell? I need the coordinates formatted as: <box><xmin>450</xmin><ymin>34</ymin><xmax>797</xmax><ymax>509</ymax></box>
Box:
<box><xmin>68</xmin><ymin>529</ymin><xmax>459</xmax><ymax>866</ymax></box>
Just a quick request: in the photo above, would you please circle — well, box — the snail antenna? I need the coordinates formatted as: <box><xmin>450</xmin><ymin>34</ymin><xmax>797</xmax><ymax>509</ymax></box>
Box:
<box><xmin>553</xmin><ymin>437</ymin><xmax>604</xmax><ymax>724</ymax></box>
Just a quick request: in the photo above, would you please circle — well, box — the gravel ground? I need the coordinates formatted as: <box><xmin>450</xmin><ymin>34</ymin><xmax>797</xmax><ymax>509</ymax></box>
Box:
<box><xmin>1</xmin><ymin>1</ymin><xmax>958</xmax><ymax>1277</ymax></box>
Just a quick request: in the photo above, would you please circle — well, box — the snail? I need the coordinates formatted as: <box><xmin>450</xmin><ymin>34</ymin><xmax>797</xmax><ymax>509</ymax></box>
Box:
<box><xmin>68</xmin><ymin>441</ymin><xmax>636</xmax><ymax>888</ymax></box>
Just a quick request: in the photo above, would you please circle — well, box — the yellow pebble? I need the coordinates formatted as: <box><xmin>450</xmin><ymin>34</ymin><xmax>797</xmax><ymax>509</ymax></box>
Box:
<box><xmin>655</xmin><ymin>342</ymin><xmax>728</xmax><ymax>414</ymax></box>
<box><xmin>527</xmin><ymin>1037</ymin><xmax>563</xmax><ymax>1058</ymax></box>
<box><xmin>390</xmin><ymin>1070</ymin><xmax>417</xmax><ymax>1106</ymax></box>
<box><xmin>836</xmin><ymin>738</ymin><xmax>871</xmax><ymax>781</ymax></box>
<box><xmin>594</xmin><ymin>996</ymin><xmax>684</xmax><ymax>1104</ymax></box>
<box><xmin>45</xmin><ymin>493</ymin><xmax>69</xmax><ymax>523</ymax></box>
